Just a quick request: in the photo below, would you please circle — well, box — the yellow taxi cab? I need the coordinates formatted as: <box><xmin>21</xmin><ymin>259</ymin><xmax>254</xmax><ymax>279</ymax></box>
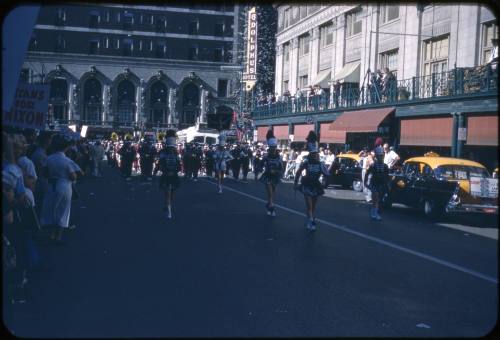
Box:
<box><xmin>386</xmin><ymin>152</ymin><xmax>498</xmax><ymax>217</ymax></box>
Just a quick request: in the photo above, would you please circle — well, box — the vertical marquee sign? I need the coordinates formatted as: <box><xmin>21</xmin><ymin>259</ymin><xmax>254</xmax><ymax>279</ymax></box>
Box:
<box><xmin>243</xmin><ymin>7</ymin><xmax>257</xmax><ymax>91</ymax></box>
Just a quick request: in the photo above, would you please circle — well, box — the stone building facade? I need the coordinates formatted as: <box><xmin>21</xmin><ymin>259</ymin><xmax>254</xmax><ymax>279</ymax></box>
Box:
<box><xmin>21</xmin><ymin>4</ymin><xmax>245</xmax><ymax>131</ymax></box>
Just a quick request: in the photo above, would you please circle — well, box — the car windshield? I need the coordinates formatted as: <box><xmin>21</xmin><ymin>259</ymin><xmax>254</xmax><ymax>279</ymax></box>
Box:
<box><xmin>206</xmin><ymin>137</ymin><xmax>216</xmax><ymax>145</ymax></box>
<box><xmin>193</xmin><ymin>136</ymin><xmax>204</xmax><ymax>143</ymax></box>
<box><xmin>435</xmin><ymin>165</ymin><xmax>490</xmax><ymax>180</ymax></box>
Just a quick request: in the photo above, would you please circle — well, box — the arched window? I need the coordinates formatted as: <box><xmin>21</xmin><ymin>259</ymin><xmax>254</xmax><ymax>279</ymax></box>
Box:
<box><xmin>150</xmin><ymin>81</ymin><xmax>168</xmax><ymax>104</ymax></box>
<box><xmin>182</xmin><ymin>83</ymin><xmax>200</xmax><ymax>107</ymax></box>
<box><xmin>84</xmin><ymin>78</ymin><xmax>102</xmax><ymax>103</ymax></box>
<box><xmin>50</xmin><ymin>78</ymin><xmax>68</xmax><ymax>101</ymax></box>
<box><xmin>117</xmin><ymin>79</ymin><xmax>135</xmax><ymax>104</ymax></box>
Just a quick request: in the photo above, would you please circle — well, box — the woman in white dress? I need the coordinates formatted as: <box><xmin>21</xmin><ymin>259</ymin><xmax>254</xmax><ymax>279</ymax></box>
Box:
<box><xmin>212</xmin><ymin>136</ymin><xmax>233</xmax><ymax>194</ymax></box>
<box><xmin>40</xmin><ymin>134</ymin><xmax>79</xmax><ymax>245</ymax></box>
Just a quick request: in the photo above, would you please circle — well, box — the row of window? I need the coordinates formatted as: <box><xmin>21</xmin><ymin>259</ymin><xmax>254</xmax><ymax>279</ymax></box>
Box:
<box><xmin>56</xmin><ymin>8</ymin><xmax>229</xmax><ymax>36</ymax></box>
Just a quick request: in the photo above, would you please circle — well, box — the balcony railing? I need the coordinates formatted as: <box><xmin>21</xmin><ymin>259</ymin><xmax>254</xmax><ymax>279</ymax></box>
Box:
<box><xmin>251</xmin><ymin>65</ymin><xmax>498</xmax><ymax>119</ymax></box>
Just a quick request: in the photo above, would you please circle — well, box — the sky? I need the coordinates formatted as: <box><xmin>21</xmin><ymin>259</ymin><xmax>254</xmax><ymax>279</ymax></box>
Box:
<box><xmin>2</xmin><ymin>5</ymin><xmax>40</xmax><ymax>112</ymax></box>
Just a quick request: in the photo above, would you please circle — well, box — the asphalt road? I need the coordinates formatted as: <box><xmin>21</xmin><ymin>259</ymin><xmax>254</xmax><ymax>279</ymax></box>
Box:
<box><xmin>3</xmin><ymin>165</ymin><xmax>498</xmax><ymax>337</ymax></box>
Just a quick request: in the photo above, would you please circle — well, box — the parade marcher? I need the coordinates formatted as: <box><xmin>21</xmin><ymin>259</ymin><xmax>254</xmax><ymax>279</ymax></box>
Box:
<box><xmin>259</xmin><ymin>130</ymin><xmax>283</xmax><ymax>216</ymax></box>
<box><xmin>90</xmin><ymin>140</ymin><xmax>105</xmax><ymax>177</ymax></box>
<box><xmin>119</xmin><ymin>137</ymin><xmax>136</xmax><ymax>181</ymax></box>
<box><xmin>213</xmin><ymin>136</ymin><xmax>233</xmax><ymax>194</ymax></box>
<box><xmin>253</xmin><ymin>148</ymin><xmax>264</xmax><ymax>181</ymax></box>
<box><xmin>204</xmin><ymin>145</ymin><xmax>215</xmax><ymax>178</ymax></box>
<box><xmin>364</xmin><ymin>145</ymin><xmax>390</xmax><ymax>221</ymax></box>
<box><xmin>156</xmin><ymin>130</ymin><xmax>181</xmax><ymax>219</ymax></box>
<box><xmin>182</xmin><ymin>143</ymin><xmax>192</xmax><ymax>179</ymax></box>
<box><xmin>230</xmin><ymin>143</ymin><xmax>242</xmax><ymax>181</ymax></box>
<box><xmin>190</xmin><ymin>143</ymin><xmax>203</xmax><ymax>181</ymax></box>
<box><xmin>294</xmin><ymin>131</ymin><xmax>329</xmax><ymax>231</ymax></box>
<box><xmin>239</xmin><ymin>143</ymin><xmax>251</xmax><ymax>183</ymax></box>
<box><xmin>40</xmin><ymin>134</ymin><xmax>80</xmax><ymax>244</ymax></box>
<box><xmin>138</xmin><ymin>139</ymin><xmax>156</xmax><ymax>180</ymax></box>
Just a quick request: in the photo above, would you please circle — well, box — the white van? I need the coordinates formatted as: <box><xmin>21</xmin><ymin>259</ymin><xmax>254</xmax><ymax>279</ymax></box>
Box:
<box><xmin>177</xmin><ymin>126</ymin><xmax>219</xmax><ymax>145</ymax></box>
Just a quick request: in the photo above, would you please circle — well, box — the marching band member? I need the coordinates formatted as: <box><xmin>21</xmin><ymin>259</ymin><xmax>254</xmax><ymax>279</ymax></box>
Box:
<box><xmin>259</xmin><ymin>130</ymin><xmax>283</xmax><ymax>216</ymax></box>
<box><xmin>213</xmin><ymin>136</ymin><xmax>233</xmax><ymax>194</ymax></box>
<box><xmin>157</xmin><ymin>130</ymin><xmax>181</xmax><ymax>219</ymax></box>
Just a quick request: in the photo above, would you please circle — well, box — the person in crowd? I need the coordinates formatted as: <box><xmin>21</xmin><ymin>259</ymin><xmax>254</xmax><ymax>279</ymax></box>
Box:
<box><xmin>359</xmin><ymin>148</ymin><xmax>373</xmax><ymax>203</ymax></box>
<box><xmin>23</xmin><ymin>129</ymin><xmax>38</xmax><ymax>158</ymax></box>
<box><xmin>230</xmin><ymin>142</ymin><xmax>242</xmax><ymax>181</ymax></box>
<box><xmin>294</xmin><ymin>131</ymin><xmax>329</xmax><ymax>231</ymax></box>
<box><xmin>364</xmin><ymin>145</ymin><xmax>390</xmax><ymax>221</ymax></box>
<box><xmin>383</xmin><ymin>143</ymin><xmax>400</xmax><ymax>170</ymax></box>
<box><xmin>307</xmin><ymin>85</ymin><xmax>315</xmax><ymax>111</ymax></box>
<box><xmin>191</xmin><ymin>143</ymin><xmax>203</xmax><ymax>181</ymax></box>
<box><xmin>156</xmin><ymin>130</ymin><xmax>181</xmax><ymax>219</ymax></box>
<box><xmin>295</xmin><ymin>88</ymin><xmax>304</xmax><ymax>112</ymax></box>
<box><xmin>333</xmin><ymin>80</ymin><xmax>341</xmax><ymax>107</ymax></box>
<box><xmin>325</xmin><ymin>149</ymin><xmax>335</xmax><ymax>169</ymax></box>
<box><xmin>90</xmin><ymin>140</ymin><xmax>105</xmax><ymax>177</ymax></box>
<box><xmin>119</xmin><ymin>137</ymin><xmax>136</xmax><ymax>181</ymax></box>
<box><xmin>30</xmin><ymin>131</ymin><xmax>52</xmax><ymax>215</ymax></box>
<box><xmin>239</xmin><ymin>142</ymin><xmax>251</xmax><ymax>183</ymax></box>
<box><xmin>259</xmin><ymin>130</ymin><xmax>283</xmax><ymax>216</ymax></box>
<box><xmin>138</xmin><ymin>139</ymin><xmax>156</xmax><ymax>181</ymax></box>
<box><xmin>40</xmin><ymin>134</ymin><xmax>81</xmax><ymax>244</ymax></box>
<box><xmin>13</xmin><ymin>135</ymin><xmax>37</xmax><ymax>208</ymax></box>
<box><xmin>213</xmin><ymin>136</ymin><xmax>233</xmax><ymax>194</ymax></box>
<box><xmin>382</xmin><ymin>67</ymin><xmax>397</xmax><ymax>102</ymax></box>
<box><xmin>182</xmin><ymin>143</ymin><xmax>192</xmax><ymax>179</ymax></box>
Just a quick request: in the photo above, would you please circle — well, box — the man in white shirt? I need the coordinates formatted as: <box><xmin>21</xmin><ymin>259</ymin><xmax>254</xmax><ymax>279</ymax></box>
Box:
<box><xmin>383</xmin><ymin>143</ymin><xmax>400</xmax><ymax>169</ymax></box>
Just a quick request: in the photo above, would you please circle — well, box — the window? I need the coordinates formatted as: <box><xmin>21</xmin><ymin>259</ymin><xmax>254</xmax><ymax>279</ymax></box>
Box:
<box><xmin>346</xmin><ymin>10</ymin><xmax>362</xmax><ymax>37</ymax></box>
<box><xmin>155</xmin><ymin>42</ymin><xmax>166</xmax><ymax>58</ymax></box>
<box><xmin>122</xmin><ymin>38</ymin><xmax>133</xmax><ymax>56</ymax></box>
<box><xmin>30</xmin><ymin>32</ymin><xmax>37</xmax><ymax>49</ymax></box>
<box><xmin>89</xmin><ymin>39</ymin><xmax>99</xmax><ymax>54</ymax></box>
<box><xmin>299</xmin><ymin>34</ymin><xmax>310</xmax><ymax>56</ymax></box>
<box><xmin>139</xmin><ymin>40</ymin><xmax>143</xmax><ymax>51</ymax></box>
<box><xmin>189</xmin><ymin>20</ymin><xmax>199</xmax><ymax>35</ymax></box>
<box><xmin>482</xmin><ymin>22</ymin><xmax>498</xmax><ymax>64</ymax></box>
<box><xmin>105</xmin><ymin>11</ymin><xmax>110</xmax><ymax>23</ymax></box>
<box><xmin>55</xmin><ymin>34</ymin><xmax>66</xmax><ymax>51</ymax></box>
<box><xmin>89</xmin><ymin>10</ymin><xmax>100</xmax><ymax>28</ymax></box>
<box><xmin>150</xmin><ymin>40</ymin><xmax>153</xmax><ymax>51</ymax></box>
<box><xmin>214</xmin><ymin>48</ymin><xmax>223</xmax><ymax>62</ymax></box>
<box><xmin>380</xmin><ymin>4</ymin><xmax>399</xmax><ymax>23</ymax></box>
<box><xmin>423</xmin><ymin>35</ymin><xmax>449</xmax><ymax>77</ymax></box>
<box><xmin>105</xmin><ymin>37</ymin><xmax>109</xmax><ymax>48</ymax></box>
<box><xmin>217</xmin><ymin>79</ymin><xmax>228</xmax><ymax>97</ymax></box>
<box><xmin>116</xmin><ymin>12</ymin><xmax>121</xmax><ymax>23</ymax></box>
<box><xmin>140</xmin><ymin>14</ymin><xmax>143</xmax><ymax>24</ymax></box>
<box><xmin>320</xmin><ymin>23</ymin><xmax>334</xmax><ymax>47</ymax></box>
<box><xmin>188</xmin><ymin>45</ymin><xmax>198</xmax><ymax>60</ymax></box>
<box><xmin>379</xmin><ymin>49</ymin><xmax>398</xmax><ymax>78</ymax></box>
<box><xmin>215</xmin><ymin>21</ymin><xmax>225</xmax><ymax>36</ymax></box>
<box><xmin>283</xmin><ymin>43</ymin><xmax>290</xmax><ymax>62</ymax></box>
<box><xmin>284</xmin><ymin>8</ymin><xmax>290</xmax><ymax>28</ymax></box>
<box><xmin>150</xmin><ymin>14</ymin><xmax>154</xmax><ymax>25</ymax></box>
<box><xmin>283</xmin><ymin>80</ymin><xmax>289</xmax><ymax>92</ymax></box>
<box><xmin>56</xmin><ymin>8</ymin><xmax>66</xmax><ymax>25</ymax></box>
<box><xmin>299</xmin><ymin>75</ymin><xmax>308</xmax><ymax>88</ymax></box>
<box><xmin>156</xmin><ymin>17</ymin><xmax>167</xmax><ymax>32</ymax></box>
<box><xmin>123</xmin><ymin>12</ymin><xmax>133</xmax><ymax>30</ymax></box>
<box><xmin>299</xmin><ymin>6</ymin><xmax>307</xmax><ymax>19</ymax></box>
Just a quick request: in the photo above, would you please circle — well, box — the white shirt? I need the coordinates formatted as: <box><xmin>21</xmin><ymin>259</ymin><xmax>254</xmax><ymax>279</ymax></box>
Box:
<box><xmin>18</xmin><ymin>156</ymin><xmax>37</xmax><ymax>180</ymax></box>
<box><xmin>384</xmin><ymin>150</ymin><xmax>399</xmax><ymax>169</ymax></box>
<box><xmin>325</xmin><ymin>154</ymin><xmax>335</xmax><ymax>166</ymax></box>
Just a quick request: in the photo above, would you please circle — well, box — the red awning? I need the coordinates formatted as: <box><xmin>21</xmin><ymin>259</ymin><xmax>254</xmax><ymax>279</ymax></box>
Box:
<box><xmin>320</xmin><ymin>122</ymin><xmax>346</xmax><ymax>143</ymax></box>
<box><xmin>293</xmin><ymin>124</ymin><xmax>314</xmax><ymax>140</ymax></box>
<box><xmin>273</xmin><ymin>125</ymin><xmax>289</xmax><ymax>140</ymax></box>
<box><xmin>257</xmin><ymin>126</ymin><xmax>268</xmax><ymax>142</ymax></box>
<box><xmin>400</xmin><ymin>117</ymin><xmax>453</xmax><ymax>146</ymax></box>
<box><xmin>329</xmin><ymin>107</ymin><xmax>395</xmax><ymax>132</ymax></box>
<box><xmin>467</xmin><ymin>115</ymin><xmax>498</xmax><ymax>146</ymax></box>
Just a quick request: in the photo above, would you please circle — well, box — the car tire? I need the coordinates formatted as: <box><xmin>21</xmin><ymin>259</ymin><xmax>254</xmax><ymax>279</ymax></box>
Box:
<box><xmin>423</xmin><ymin>199</ymin><xmax>443</xmax><ymax>219</ymax></box>
<box><xmin>352</xmin><ymin>180</ymin><xmax>363</xmax><ymax>192</ymax></box>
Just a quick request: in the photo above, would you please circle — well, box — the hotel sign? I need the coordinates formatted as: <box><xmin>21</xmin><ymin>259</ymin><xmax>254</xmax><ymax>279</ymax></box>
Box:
<box><xmin>243</xmin><ymin>7</ymin><xmax>257</xmax><ymax>91</ymax></box>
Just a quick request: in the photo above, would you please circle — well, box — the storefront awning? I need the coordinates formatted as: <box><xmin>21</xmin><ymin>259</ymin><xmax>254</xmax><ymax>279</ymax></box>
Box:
<box><xmin>329</xmin><ymin>107</ymin><xmax>395</xmax><ymax>133</ymax></box>
<box><xmin>400</xmin><ymin>117</ymin><xmax>453</xmax><ymax>146</ymax></box>
<box><xmin>466</xmin><ymin>115</ymin><xmax>498</xmax><ymax>146</ymax></box>
<box><xmin>273</xmin><ymin>125</ymin><xmax>289</xmax><ymax>140</ymax></box>
<box><xmin>257</xmin><ymin>126</ymin><xmax>268</xmax><ymax>142</ymax></box>
<box><xmin>320</xmin><ymin>122</ymin><xmax>346</xmax><ymax>143</ymax></box>
<box><xmin>332</xmin><ymin>62</ymin><xmax>360</xmax><ymax>84</ymax></box>
<box><xmin>293</xmin><ymin>124</ymin><xmax>314</xmax><ymax>140</ymax></box>
<box><xmin>311</xmin><ymin>69</ymin><xmax>331</xmax><ymax>88</ymax></box>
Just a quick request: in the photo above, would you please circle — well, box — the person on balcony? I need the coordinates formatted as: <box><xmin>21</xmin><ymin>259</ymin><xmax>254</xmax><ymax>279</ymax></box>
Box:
<box><xmin>294</xmin><ymin>88</ymin><xmax>304</xmax><ymax>112</ymax></box>
<box><xmin>333</xmin><ymin>80</ymin><xmax>341</xmax><ymax>107</ymax></box>
<box><xmin>382</xmin><ymin>68</ymin><xmax>397</xmax><ymax>102</ymax></box>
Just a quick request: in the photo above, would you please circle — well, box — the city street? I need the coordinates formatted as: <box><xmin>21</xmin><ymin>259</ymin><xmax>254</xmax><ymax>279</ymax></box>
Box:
<box><xmin>4</xmin><ymin>166</ymin><xmax>498</xmax><ymax>337</ymax></box>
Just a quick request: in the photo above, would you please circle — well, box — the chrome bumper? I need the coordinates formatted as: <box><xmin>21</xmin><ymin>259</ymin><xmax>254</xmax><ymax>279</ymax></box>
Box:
<box><xmin>446</xmin><ymin>195</ymin><xmax>498</xmax><ymax>214</ymax></box>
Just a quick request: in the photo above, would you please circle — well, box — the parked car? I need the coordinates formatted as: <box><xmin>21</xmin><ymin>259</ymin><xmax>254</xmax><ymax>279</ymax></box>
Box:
<box><xmin>323</xmin><ymin>152</ymin><xmax>363</xmax><ymax>191</ymax></box>
<box><xmin>384</xmin><ymin>154</ymin><xmax>498</xmax><ymax>217</ymax></box>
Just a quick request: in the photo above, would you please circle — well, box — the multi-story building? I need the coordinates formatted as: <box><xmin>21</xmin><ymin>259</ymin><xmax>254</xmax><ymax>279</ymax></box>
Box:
<box><xmin>22</xmin><ymin>3</ymin><xmax>245</xmax><ymax>134</ymax></box>
<box><xmin>252</xmin><ymin>4</ymin><xmax>498</xmax><ymax>170</ymax></box>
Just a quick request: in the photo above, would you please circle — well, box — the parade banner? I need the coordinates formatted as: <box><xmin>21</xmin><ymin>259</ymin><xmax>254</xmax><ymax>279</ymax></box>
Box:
<box><xmin>3</xmin><ymin>82</ymin><xmax>50</xmax><ymax>130</ymax></box>
<box><xmin>242</xmin><ymin>7</ymin><xmax>257</xmax><ymax>91</ymax></box>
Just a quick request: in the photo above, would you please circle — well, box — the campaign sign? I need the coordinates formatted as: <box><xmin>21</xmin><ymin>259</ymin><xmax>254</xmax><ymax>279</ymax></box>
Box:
<box><xmin>3</xmin><ymin>82</ymin><xmax>50</xmax><ymax>130</ymax></box>
<box><xmin>470</xmin><ymin>177</ymin><xmax>498</xmax><ymax>198</ymax></box>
